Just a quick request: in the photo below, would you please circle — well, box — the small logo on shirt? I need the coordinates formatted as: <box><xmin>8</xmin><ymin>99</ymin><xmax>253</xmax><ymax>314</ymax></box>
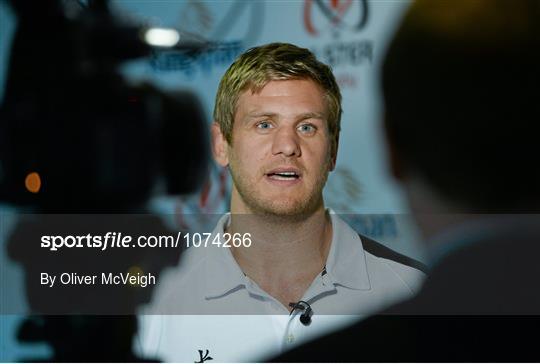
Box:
<box><xmin>195</xmin><ymin>349</ymin><xmax>213</xmax><ymax>363</ymax></box>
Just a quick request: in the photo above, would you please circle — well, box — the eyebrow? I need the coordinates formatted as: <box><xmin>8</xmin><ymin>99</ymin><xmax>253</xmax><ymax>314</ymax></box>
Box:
<box><xmin>246</xmin><ymin>112</ymin><xmax>278</xmax><ymax>119</ymax></box>
<box><xmin>296</xmin><ymin>112</ymin><xmax>325</xmax><ymax>121</ymax></box>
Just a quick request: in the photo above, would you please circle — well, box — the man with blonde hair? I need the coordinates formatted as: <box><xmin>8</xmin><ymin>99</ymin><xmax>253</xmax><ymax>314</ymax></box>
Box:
<box><xmin>139</xmin><ymin>42</ymin><xmax>425</xmax><ymax>362</ymax></box>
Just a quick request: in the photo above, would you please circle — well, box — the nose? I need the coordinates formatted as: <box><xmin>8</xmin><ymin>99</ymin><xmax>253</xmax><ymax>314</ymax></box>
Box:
<box><xmin>271</xmin><ymin>125</ymin><xmax>301</xmax><ymax>158</ymax></box>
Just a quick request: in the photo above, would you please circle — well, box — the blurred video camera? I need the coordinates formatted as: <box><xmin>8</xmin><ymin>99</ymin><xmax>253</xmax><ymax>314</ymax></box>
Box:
<box><xmin>0</xmin><ymin>0</ymin><xmax>210</xmax><ymax>360</ymax></box>
<box><xmin>0</xmin><ymin>0</ymin><xmax>209</xmax><ymax>211</ymax></box>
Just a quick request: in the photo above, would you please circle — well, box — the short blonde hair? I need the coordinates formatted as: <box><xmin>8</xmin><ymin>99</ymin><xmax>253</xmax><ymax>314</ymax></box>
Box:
<box><xmin>213</xmin><ymin>43</ymin><xmax>342</xmax><ymax>156</ymax></box>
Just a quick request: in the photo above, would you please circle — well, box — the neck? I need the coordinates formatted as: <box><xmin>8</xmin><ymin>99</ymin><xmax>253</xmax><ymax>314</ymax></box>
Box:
<box><xmin>227</xmin><ymin>201</ymin><xmax>332</xmax><ymax>309</ymax></box>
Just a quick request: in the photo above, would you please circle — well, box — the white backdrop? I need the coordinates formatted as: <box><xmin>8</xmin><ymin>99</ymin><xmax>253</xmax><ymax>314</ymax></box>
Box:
<box><xmin>116</xmin><ymin>0</ymin><xmax>411</xmax><ymax>213</ymax></box>
<box><xmin>113</xmin><ymin>0</ymin><xmax>422</xmax><ymax>258</ymax></box>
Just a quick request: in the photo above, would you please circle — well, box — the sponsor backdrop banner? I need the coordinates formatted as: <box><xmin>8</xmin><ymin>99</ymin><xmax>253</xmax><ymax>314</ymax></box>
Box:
<box><xmin>114</xmin><ymin>0</ymin><xmax>419</xmax><ymax>254</ymax></box>
<box><xmin>117</xmin><ymin>0</ymin><xmax>410</xmax><ymax>212</ymax></box>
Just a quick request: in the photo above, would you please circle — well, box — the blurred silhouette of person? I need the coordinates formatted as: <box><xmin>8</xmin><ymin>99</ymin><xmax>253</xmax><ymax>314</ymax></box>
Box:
<box><xmin>273</xmin><ymin>0</ymin><xmax>540</xmax><ymax>361</ymax></box>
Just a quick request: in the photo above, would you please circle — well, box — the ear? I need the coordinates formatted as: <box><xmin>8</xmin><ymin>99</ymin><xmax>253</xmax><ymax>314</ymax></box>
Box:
<box><xmin>211</xmin><ymin>122</ymin><xmax>229</xmax><ymax>167</ymax></box>
<box><xmin>329</xmin><ymin>135</ymin><xmax>339</xmax><ymax>172</ymax></box>
<box><xmin>383</xmin><ymin>113</ymin><xmax>406</xmax><ymax>181</ymax></box>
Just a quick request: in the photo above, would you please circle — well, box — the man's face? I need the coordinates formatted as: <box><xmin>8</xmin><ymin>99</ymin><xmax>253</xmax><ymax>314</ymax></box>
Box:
<box><xmin>212</xmin><ymin>79</ymin><xmax>336</xmax><ymax>216</ymax></box>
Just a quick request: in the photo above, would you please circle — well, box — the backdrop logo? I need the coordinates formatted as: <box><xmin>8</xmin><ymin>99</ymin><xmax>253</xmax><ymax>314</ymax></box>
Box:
<box><xmin>150</xmin><ymin>1</ymin><xmax>264</xmax><ymax>75</ymax></box>
<box><xmin>304</xmin><ymin>0</ymin><xmax>369</xmax><ymax>36</ymax></box>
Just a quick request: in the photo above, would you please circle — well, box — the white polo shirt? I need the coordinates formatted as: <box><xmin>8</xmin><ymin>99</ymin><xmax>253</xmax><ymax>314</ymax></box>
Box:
<box><xmin>137</xmin><ymin>211</ymin><xmax>425</xmax><ymax>362</ymax></box>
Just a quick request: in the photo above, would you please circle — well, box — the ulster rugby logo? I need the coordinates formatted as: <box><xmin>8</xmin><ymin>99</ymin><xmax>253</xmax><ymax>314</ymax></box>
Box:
<box><xmin>304</xmin><ymin>0</ymin><xmax>369</xmax><ymax>36</ymax></box>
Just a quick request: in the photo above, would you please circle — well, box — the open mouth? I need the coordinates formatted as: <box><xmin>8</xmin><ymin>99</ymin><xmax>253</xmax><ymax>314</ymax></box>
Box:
<box><xmin>266</xmin><ymin>168</ymin><xmax>302</xmax><ymax>181</ymax></box>
<box><xmin>267</xmin><ymin>172</ymin><xmax>300</xmax><ymax>180</ymax></box>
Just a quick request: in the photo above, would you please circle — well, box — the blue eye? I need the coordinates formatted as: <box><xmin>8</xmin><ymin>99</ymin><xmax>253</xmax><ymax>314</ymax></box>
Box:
<box><xmin>298</xmin><ymin>124</ymin><xmax>316</xmax><ymax>133</ymax></box>
<box><xmin>256</xmin><ymin>121</ymin><xmax>272</xmax><ymax>129</ymax></box>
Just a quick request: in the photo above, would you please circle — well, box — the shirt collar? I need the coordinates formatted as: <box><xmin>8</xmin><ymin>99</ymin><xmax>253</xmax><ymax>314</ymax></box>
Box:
<box><xmin>323</xmin><ymin>209</ymin><xmax>371</xmax><ymax>290</ymax></box>
<box><xmin>204</xmin><ymin>210</ymin><xmax>372</xmax><ymax>300</ymax></box>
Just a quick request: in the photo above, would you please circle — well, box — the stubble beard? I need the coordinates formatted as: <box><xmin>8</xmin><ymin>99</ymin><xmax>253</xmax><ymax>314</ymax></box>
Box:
<box><xmin>228</xmin><ymin>156</ymin><xmax>331</xmax><ymax>221</ymax></box>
